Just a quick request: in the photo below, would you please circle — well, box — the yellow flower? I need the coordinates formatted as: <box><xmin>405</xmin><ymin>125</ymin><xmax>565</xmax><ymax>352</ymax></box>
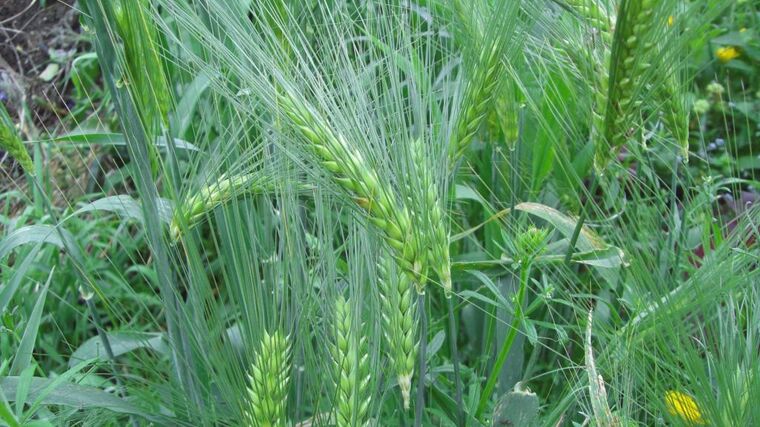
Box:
<box><xmin>665</xmin><ymin>391</ymin><xmax>706</xmax><ymax>425</ymax></box>
<box><xmin>716</xmin><ymin>46</ymin><xmax>740</xmax><ymax>63</ymax></box>
<box><xmin>668</xmin><ymin>15</ymin><xmax>675</xmax><ymax>27</ymax></box>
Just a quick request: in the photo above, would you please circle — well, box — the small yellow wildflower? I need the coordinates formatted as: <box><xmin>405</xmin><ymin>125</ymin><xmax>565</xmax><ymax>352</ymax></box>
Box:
<box><xmin>665</xmin><ymin>391</ymin><xmax>706</xmax><ymax>425</ymax></box>
<box><xmin>668</xmin><ymin>15</ymin><xmax>675</xmax><ymax>27</ymax></box>
<box><xmin>716</xmin><ymin>46</ymin><xmax>740</xmax><ymax>63</ymax></box>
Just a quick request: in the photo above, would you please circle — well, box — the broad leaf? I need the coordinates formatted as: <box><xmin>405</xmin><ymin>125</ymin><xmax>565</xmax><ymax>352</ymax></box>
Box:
<box><xmin>69</xmin><ymin>332</ymin><xmax>167</xmax><ymax>368</ymax></box>
<box><xmin>0</xmin><ymin>225</ymin><xmax>83</xmax><ymax>266</ymax></box>
<box><xmin>1</xmin><ymin>376</ymin><xmax>154</xmax><ymax>420</ymax></box>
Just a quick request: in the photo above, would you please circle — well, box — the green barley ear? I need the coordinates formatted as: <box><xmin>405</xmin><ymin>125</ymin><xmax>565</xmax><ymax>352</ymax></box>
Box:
<box><xmin>449</xmin><ymin>0</ymin><xmax>521</xmax><ymax>163</ymax></box>
<box><xmin>593</xmin><ymin>0</ymin><xmax>656</xmax><ymax>172</ymax></box>
<box><xmin>276</xmin><ymin>90</ymin><xmax>426</xmax><ymax>289</ymax></box>
<box><xmin>113</xmin><ymin>0</ymin><xmax>170</xmax><ymax>127</ymax></box>
<box><xmin>410</xmin><ymin>139</ymin><xmax>450</xmax><ymax>296</ymax></box>
<box><xmin>663</xmin><ymin>94</ymin><xmax>689</xmax><ymax>160</ymax></box>
<box><xmin>564</xmin><ymin>0</ymin><xmax>613</xmax><ymax>34</ymax></box>
<box><xmin>450</xmin><ymin>38</ymin><xmax>504</xmax><ymax>162</ymax></box>
<box><xmin>492</xmin><ymin>79</ymin><xmax>522</xmax><ymax>150</ymax></box>
<box><xmin>657</xmin><ymin>11</ymin><xmax>692</xmax><ymax>161</ymax></box>
<box><xmin>170</xmin><ymin>173</ymin><xmax>272</xmax><ymax>240</ymax></box>
<box><xmin>377</xmin><ymin>258</ymin><xmax>417</xmax><ymax>410</ymax></box>
<box><xmin>112</xmin><ymin>0</ymin><xmax>169</xmax><ymax>177</ymax></box>
<box><xmin>587</xmin><ymin>2</ymin><xmax>695</xmax><ymax>168</ymax></box>
<box><xmin>0</xmin><ymin>103</ymin><xmax>33</xmax><ymax>175</ymax></box>
<box><xmin>245</xmin><ymin>330</ymin><xmax>291</xmax><ymax>427</ymax></box>
<box><xmin>331</xmin><ymin>296</ymin><xmax>371</xmax><ymax>427</ymax></box>
<box><xmin>661</xmin><ymin>75</ymin><xmax>690</xmax><ymax>160</ymax></box>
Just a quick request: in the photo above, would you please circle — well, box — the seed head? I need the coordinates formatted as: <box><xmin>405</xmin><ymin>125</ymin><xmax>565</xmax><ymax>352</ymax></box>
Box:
<box><xmin>331</xmin><ymin>296</ymin><xmax>370</xmax><ymax>427</ymax></box>
<box><xmin>245</xmin><ymin>330</ymin><xmax>291</xmax><ymax>427</ymax></box>
<box><xmin>515</xmin><ymin>226</ymin><xmax>549</xmax><ymax>262</ymax></box>
<box><xmin>0</xmin><ymin>103</ymin><xmax>33</xmax><ymax>175</ymax></box>
<box><xmin>377</xmin><ymin>258</ymin><xmax>417</xmax><ymax>410</ymax></box>
<box><xmin>276</xmin><ymin>90</ymin><xmax>428</xmax><ymax>289</ymax></box>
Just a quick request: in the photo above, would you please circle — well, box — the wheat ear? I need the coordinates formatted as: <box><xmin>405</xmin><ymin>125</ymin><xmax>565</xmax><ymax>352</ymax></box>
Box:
<box><xmin>377</xmin><ymin>258</ymin><xmax>417</xmax><ymax>410</ymax></box>
<box><xmin>245</xmin><ymin>330</ymin><xmax>291</xmax><ymax>427</ymax></box>
<box><xmin>593</xmin><ymin>0</ymin><xmax>656</xmax><ymax>171</ymax></box>
<box><xmin>276</xmin><ymin>91</ymin><xmax>426</xmax><ymax>288</ymax></box>
<box><xmin>659</xmin><ymin>12</ymin><xmax>689</xmax><ymax>159</ymax></box>
<box><xmin>450</xmin><ymin>42</ymin><xmax>504</xmax><ymax>162</ymax></box>
<box><xmin>410</xmin><ymin>139</ymin><xmax>451</xmax><ymax>296</ymax></box>
<box><xmin>331</xmin><ymin>296</ymin><xmax>371</xmax><ymax>427</ymax></box>
<box><xmin>167</xmin><ymin>173</ymin><xmax>288</xmax><ymax>240</ymax></box>
<box><xmin>112</xmin><ymin>0</ymin><xmax>167</xmax><ymax>176</ymax></box>
<box><xmin>565</xmin><ymin>0</ymin><xmax>613</xmax><ymax>34</ymax></box>
<box><xmin>0</xmin><ymin>103</ymin><xmax>33</xmax><ymax>175</ymax></box>
<box><xmin>661</xmin><ymin>80</ymin><xmax>690</xmax><ymax>159</ymax></box>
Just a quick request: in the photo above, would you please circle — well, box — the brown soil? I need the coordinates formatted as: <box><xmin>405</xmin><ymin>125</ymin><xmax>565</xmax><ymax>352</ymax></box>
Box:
<box><xmin>1</xmin><ymin>0</ymin><xmax>80</xmax><ymax>130</ymax></box>
<box><xmin>1</xmin><ymin>0</ymin><xmax>81</xmax><ymax>183</ymax></box>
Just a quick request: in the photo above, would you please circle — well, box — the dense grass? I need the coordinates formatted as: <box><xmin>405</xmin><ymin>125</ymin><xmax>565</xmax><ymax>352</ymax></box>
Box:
<box><xmin>1</xmin><ymin>0</ymin><xmax>759</xmax><ymax>426</ymax></box>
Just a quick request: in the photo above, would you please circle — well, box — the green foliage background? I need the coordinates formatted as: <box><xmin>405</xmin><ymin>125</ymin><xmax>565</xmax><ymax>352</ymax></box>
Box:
<box><xmin>1</xmin><ymin>0</ymin><xmax>759</xmax><ymax>426</ymax></box>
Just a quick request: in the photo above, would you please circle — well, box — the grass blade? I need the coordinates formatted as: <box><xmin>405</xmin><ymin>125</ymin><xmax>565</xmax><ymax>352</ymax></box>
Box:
<box><xmin>9</xmin><ymin>271</ymin><xmax>52</xmax><ymax>376</ymax></box>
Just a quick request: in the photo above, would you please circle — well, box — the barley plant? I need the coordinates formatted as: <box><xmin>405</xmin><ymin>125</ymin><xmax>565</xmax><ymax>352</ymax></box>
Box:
<box><xmin>377</xmin><ymin>257</ymin><xmax>417</xmax><ymax>410</ymax></box>
<box><xmin>170</xmin><ymin>173</ymin><xmax>266</xmax><ymax>240</ymax></box>
<box><xmin>245</xmin><ymin>331</ymin><xmax>291</xmax><ymax>427</ymax></box>
<box><xmin>275</xmin><ymin>89</ymin><xmax>427</xmax><ymax>288</ymax></box>
<box><xmin>331</xmin><ymin>296</ymin><xmax>371</xmax><ymax>427</ymax></box>
<box><xmin>1</xmin><ymin>0</ymin><xmax>759</xmax><ymax>426</ymax></box>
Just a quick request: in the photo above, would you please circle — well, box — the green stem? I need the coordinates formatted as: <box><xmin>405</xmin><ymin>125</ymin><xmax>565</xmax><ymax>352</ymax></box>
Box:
<box><xmin>414</xmin><ymin>292</ymin><xmax>427</xmax><ymax>427</ymax></box>
<box><xmin>564</xmin><ymin>175</ymin><xmax>599</xmax><ymax>264</ymax></box>
<box><xmin>475</xmin><ymin>262</ymin><xmax>531</xmax><ymax>419</ymax></box>
<box><xmin>447</xmin><ymin>298</ymin><xmax>465</xmax><ymax>427</ymax></box>
<box><xmin>668</xmin><ymin>156</ymin><xmax>686</xmax><ymax>284</ymax></box>
<box><xmin>453</xmin><ymin>254</ymin><xmax>575</xmax><ymax>273</ymax></box>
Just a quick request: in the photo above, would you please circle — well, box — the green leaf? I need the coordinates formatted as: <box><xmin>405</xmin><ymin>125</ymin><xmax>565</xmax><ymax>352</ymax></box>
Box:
<box><xmin>464</xmin><ymin>270</ymin><xmax>511</xmax><ymax>309</ymax></box>
<box><xmin>173</xmin><ymin>73</ymin><xmax>211</xmax><ymax>137</ymax></box>
<box><xmin>0</xmin><ymin>225</ymin><xmax>83</xmax><ymax>266</ymax></box>
<box><xmin>711</xmin><ymin>32</ymin><xmax>750</xmax><ymax>46</ymax></box>
<box><xmin>0</xmin><ymin>245</ymin><xmax>42</xmax><ymax>314</ymax></box>
<box><xmin>491</xmin><ymin>382</ymin><xmax>540</xmax><ymax>426</ymax></box>
<box><xmin>0</xmin><ymin>395</ymin><xmax>20</xmax><ymax>427</ymax></box>
<box><xmin>459</xmin><ymin>290</ymin><xmax>498</xmax><ymax>307</ymax></box>
<box><xmin>523</xmin><ymin>319</ymin><xmax>538</xmax><ymax>346</ymax></box>
<box><xmin>426</xmin><ymin>331</ymin><xmax>446</xmax><ymax>362</ymax></box>
<box><xmin>70</xmin><ymin>195</ymin><xmax>173</xmax><ymax>224</ymax></box>
<box><xmin>73</xmin><ymin>195</ymin><xmax>144</xmax><ymax>222</ymax></box>
<box><xmin>31</xmin><ymin>132</ymin><xmax>199</xmax><ymax>152</ymax></box>
<box><xmin>69</xmin><ymin>332</ymin><xmax>167</xmax><ymax>368</ymax></box>
<box><xmin>572</xmin><ymin>246</ymin><xmax>628</xmax><ymax>269</ymax></box>
<box><xmin>9</xmin><ymin>273</ymin><xmax>52</xmax><ymax>376</ymax></box>
<box><xmin>14</xmin><ymin>366</ymin><xmax>34</xmax><ymax>418</ymax></box>
<box><xmin>515</xmin><ymin>202</ymin><xmax>605</xmax><ymax>251</ymax></box>
<box><xmin>1</xmin><ymin>376</ymin><xmax>154</xmax><ymax>420</ymax></box>
<box><xmin>455</xmin><ymin>184</ymin><xmax>489</xmax><ymax>207</ymax></box>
